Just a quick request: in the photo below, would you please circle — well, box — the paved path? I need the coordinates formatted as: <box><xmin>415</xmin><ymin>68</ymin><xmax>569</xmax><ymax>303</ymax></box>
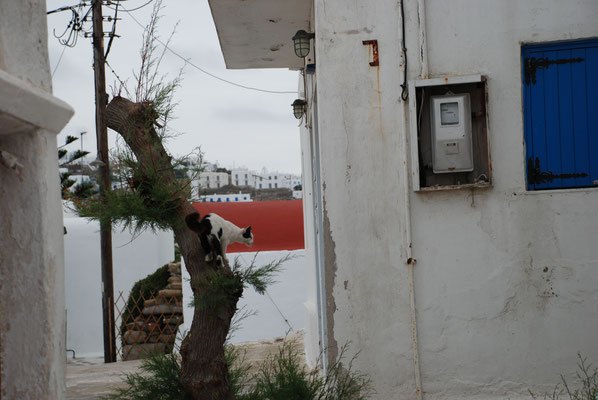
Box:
<box><xmin>66</xmin><ymin>357</ymin><xmax>143</xmax><ymax>399</ymax></box>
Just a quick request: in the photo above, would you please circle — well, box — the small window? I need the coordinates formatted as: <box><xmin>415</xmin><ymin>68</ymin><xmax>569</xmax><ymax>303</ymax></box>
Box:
<box><xmin>235</xmin><ymin>197</ymin><xmax>238</xmax><ymax>201</ymax></box>
<box><xmin>275</xmin><ymin>183</ymin><xmax>278</xmax><ymax>188</ymax></box>
<box><xmin>269</xmin><ymin>183</ymin><xmax>272</xmax><ymax>188</ymax></box>
<box><xmin>522</xmin><ymin>38</ymin><xmax>598</xmax><ymax>190</ymax></box>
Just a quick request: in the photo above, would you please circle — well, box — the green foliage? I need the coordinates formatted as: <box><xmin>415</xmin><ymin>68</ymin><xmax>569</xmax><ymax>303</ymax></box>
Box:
<box><xmin>191</xmin><ymin>269</ymin><xmax>244</xmax><ymax>312</ymax></box>
<box><xmin>72</xmin><ymin>181</ymin><xmax>97</xmax><ymax>199</ymax></box>
<box><xmin>106</xmin><ymin>338</ymin><xmax>372</xmax><ymax>400</ymax></box>
<box><xmin>226</xmin><ymin>344</ymin><xmax>253</xmax><ymax>397</ymax></box>
<box><xmin>74</xmin><ymin>0</ymin><xmax>196</xmax><ymax>234</ymax></box>
<box><xmin>233</xmin><ymin>254</ymin><xmax>290</xmax><ymax>295</ymax></box>
<box><xmin>530</xmin><ymin>354</ymin><xmax>598</xmax><ymax>400</ymax></box>
<box><xmin>59</xmin><ymin>149</ymin><xmax>90</xmax><ymax>167</ymax></box>
<box><xmin>120</xmin><ymin>264</ymin><xmax>171</xmax><ymax>341</ymax></box>
<box><xmin>192</xmin><ymin>255</ymin><xmax>290</xmax><ymax>312</ymax></box>
<box><xmin>61</xmin><ymin>135</ymin><xmax>79</xmax><ymax>147</ymax></box>
<box><xmin>238</xmin><ymin>341</ymin><xmax>373</xmax><ymax>400</ymax></box>
<box><xmin>60</xmin><ymin>171</ymin><xmax>76</xmax><ymax>197</ymax></box>
<box><xmin>242</xmin><ymin>341</ymin><xmax>320</xmax><ymax>400</ymax></box>
<box><xmin>130</xmin><ymin>0</ymin><xmax>181</xmax><ymax>139</ymax></box>
<box><xmin>77</xmin><ymin>174</ymin><xmax>182</xmax><ymax>234</ymax></box>
<box><xmin>102</xmin><ymin>353</ymin><xmax>192</xmax><ymax>400</ymax></box>
<box><xmin>174</xmin><ymin>244</ymin><xmax>181</xmax><ymax>262</ymax></box>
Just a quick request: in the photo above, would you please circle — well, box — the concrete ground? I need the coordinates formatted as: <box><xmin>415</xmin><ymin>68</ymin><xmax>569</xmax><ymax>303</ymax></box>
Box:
<box><xmin>66</xmin><ymin>331</ymin><xmax>305</xmax><ymax>399</ymax></box>
<box><xmin>66</xmin><ymin>357</ymin><xmax>143</xmax><ymax>399</ymax></box>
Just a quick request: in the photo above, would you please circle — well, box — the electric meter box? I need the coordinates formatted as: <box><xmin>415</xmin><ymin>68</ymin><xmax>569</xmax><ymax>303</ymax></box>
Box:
<box><xmin>430</xmin><ymin>93</ymin><xmax>473</xmax><ymax>173</ymax></box>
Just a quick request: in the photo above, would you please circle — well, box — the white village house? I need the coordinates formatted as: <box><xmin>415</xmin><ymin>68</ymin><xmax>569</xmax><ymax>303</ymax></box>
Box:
<box><xmin>208</xmin><ymin>1</ymin><xmax>598</xmax><ymax>399</ymax></box>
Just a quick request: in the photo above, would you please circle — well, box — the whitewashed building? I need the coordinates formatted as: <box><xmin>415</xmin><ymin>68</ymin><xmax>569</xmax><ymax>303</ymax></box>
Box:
<box><xmin>195</xmin><ymin>171</ymin><xmax>230</xmax><ymax>190</ymax></box>
<box><xmin>209</xmin><ymin>1</ymin><xmax>598</xmax><ymax>399</ymax></box>
<box><xmin>231</xmin><ymin>168</ymin><xmax>253</xmax><ymax>186</ymax></box>
<box><xmin>199</xmin><ymin>193</ymin><xmax>252</xmax><ymax>203</ymax></box>
<box><xmin>0</xmin><ymin>1</ymin><xmax>74</xmax><ymax>398</ymax></box>
<box><xmin>232</xmin><ymin>168</ymin><xmax>301</xmax><ymax>190</ymax></box>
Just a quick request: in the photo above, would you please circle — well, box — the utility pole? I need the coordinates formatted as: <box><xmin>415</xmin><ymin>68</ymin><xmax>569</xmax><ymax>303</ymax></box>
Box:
<box><xmin>91</xmin><ymin>0</ymin><xmax>116</xmax><ymax>363</ymax></box>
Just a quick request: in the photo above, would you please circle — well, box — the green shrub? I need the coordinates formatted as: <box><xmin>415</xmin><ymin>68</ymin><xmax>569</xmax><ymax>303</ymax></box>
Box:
<box><xmin>120</xmin><ymin>264</ymin><xmax>171</xmax><ymax>346</ymax></box>
<box><xmin>102</xmin><ymin>353</ymin><xmax>192</xmax><ymax>400</ymax></box>
<box><xmin>106</xmin><ymin>339</ymin><xmax>373</xmax><ymax>400</ymax></box>
<box><xmin>239</xmin><ymin>340</ymin><xmax>372</xmax><ymax>400</ymax></box>
<box><xmin>530</xmin><ymin>353</ymin><xmax>598</xmax><ymax>400</ymax></box>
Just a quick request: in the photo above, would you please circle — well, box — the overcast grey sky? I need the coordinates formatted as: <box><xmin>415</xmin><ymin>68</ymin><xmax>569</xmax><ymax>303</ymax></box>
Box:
<box><xmin>46</xmin><ymin>0</ymin><xmax>302</xmax><ymax>174</ymax></box>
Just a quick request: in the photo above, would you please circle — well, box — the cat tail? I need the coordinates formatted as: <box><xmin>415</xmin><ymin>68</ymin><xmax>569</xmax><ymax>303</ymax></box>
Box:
<box><xmin>185</xmin><ymin>212</ymin><xmax>202</xmax><ymax>233</ymax></box>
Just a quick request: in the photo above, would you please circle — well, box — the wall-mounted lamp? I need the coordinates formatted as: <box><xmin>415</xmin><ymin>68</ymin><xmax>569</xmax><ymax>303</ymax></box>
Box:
<box><xmin>292</xmin><ymin>30</ymin><xmax>315</xmax><ymax>58</ymax></box>
<box><xmin>292</xmin><ymin>99</ymin><xmax>307</xmax><ymax>119</ymax></box>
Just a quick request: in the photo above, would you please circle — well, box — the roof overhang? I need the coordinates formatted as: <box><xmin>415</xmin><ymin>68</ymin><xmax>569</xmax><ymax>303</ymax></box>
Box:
<box><xmin>207</xmin><ymin>0</ymin><xmax>312</xmax><ymax>69</ymax></box>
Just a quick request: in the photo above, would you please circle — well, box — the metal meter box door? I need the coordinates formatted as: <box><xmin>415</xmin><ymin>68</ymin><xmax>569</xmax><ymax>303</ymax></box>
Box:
<box><xmin>430</xmin><ymin>93</ymin><xmax>473</xmax><ymax>173</ymax></box>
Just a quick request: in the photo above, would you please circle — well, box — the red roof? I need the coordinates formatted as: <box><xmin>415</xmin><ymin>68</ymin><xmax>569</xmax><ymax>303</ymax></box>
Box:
<box><xmin>191</xmin><ymin>200</ymin><xmax>304</xmax><ymax>253</ymax></box>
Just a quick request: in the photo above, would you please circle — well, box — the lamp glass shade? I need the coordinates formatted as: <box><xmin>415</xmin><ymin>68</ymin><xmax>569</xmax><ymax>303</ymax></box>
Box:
<box><xmin>292</xmin><ymin>30</ymin><xmax>314</xmax><ymax>58</ymax></box>
<box><xmin>292</xmin><ymin>99</ymin><xmax>307</xmax><ymax>119</ymax></box>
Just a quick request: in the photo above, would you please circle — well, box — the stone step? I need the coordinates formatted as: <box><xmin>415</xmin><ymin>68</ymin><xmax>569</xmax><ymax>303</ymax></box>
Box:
<box><xmin>158</xmin><ymin>289</ymin><xmax>182</xmax><ymax>298</ymax></box>
<box><xmin>123</xmin><ymin>330</ymin><xmax>147</xmax><ymax>345</ymax></box>
<box><xmin>147</xmin><ymin>333</ymin><xmax>176</xmax><ymax>344</ymax></box>
<box><xmin>142</xmin><ymin>304</ymin><xmax>183</xmax><ymax>316</ymax></box>
<box><xmin>166</xmin><ymin>282</ymin><xmax>182</xmax><ymax>290</ymax></box>
<box><xmin>122</xmin><ymin>343</ymin><xmax>167</xmax><ymax>361</ymax></box>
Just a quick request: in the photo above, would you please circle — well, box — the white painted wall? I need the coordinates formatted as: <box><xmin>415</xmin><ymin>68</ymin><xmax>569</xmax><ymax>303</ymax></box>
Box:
<box><xmin>305</xmin><ymin>0</ymin><xmax>598</xmax><ymax>399</ymax></box>
<box><xmin>0</xmin><ymin>1</ymin><xmax>74</xmax><ymax>399</ymax></box>
<box><xmin>63</xmin><ymin>208</ymin><xmax>174</xmax><ymax>357</ymax></box>
<box><xmin>181</xmin><ymin>250</ymin><xmax>308</xmax><ymax>345</ymax></box>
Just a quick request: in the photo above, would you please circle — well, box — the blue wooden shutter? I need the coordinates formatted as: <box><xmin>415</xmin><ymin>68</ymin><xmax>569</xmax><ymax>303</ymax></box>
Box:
<box><xmin>522</xmin><ymin>38</ymin><xmax>598</xmax><ymax>190</ymax></box>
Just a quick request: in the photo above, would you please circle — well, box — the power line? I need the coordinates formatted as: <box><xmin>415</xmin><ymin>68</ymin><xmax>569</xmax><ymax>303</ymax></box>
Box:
<box><xmin>52</xmin><ymin>44</ymin><xmax>68</xmax><ymax>78</ymax></box>
<box><xmin>113</xmin><ymin>0</ymin><xmax>154</xmax><ymax>12</ymax></box>
<box><xmin>236</xmin><ymin>253</ymin><xmax>294</xmax><ymax>333</ymax></box>
<box><xmin>118</xmin><ymin>5</ymin><xmax>297</xmax><ymax>95</ymax></box>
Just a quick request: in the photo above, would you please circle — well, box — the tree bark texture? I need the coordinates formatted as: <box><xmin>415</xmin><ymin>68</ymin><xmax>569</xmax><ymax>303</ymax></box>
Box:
<box><xmin>105</xmin><ymin>96</ymin><xmax>239</xmax><ymax>399</ymax></box>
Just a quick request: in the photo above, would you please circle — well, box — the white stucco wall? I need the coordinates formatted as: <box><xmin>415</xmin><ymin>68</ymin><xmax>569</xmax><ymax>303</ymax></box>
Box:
<box><xmin>307</xmin><ymin>0</ymin><xmax>598</xmax><ymax>399</ymax></box>
<box><xmin>63</xmin><ymin>210</ymin><xmax>174</xmax><ymax>357</ymax></box>
<box><xmin>0</xmin><ymin>1</ymin><xmax>74</xmax><ymax>398</ymax></box>
<box><xmin>181</xmin><ymin>250</ymin><xmax>308</xmax><ymax>345</ymax></box>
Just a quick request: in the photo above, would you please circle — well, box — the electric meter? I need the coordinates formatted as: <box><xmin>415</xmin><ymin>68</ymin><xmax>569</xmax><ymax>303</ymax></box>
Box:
<box><xmin>429</xmin><ymin>93</ymin><xmax>473</xmax><ymax>173</ymax></box>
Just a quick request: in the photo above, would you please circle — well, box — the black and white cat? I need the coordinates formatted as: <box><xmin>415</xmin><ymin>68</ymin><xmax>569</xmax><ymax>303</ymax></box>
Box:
<box><xmin>185</xmin><ymin>212</ymin><xmax>253</xmax><ymax>265</ymax></box>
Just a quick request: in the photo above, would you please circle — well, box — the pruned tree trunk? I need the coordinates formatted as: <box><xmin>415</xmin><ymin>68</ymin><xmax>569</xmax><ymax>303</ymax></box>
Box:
<box><xmin>106</xmin><ymin>96</ymin><xmax>239</xmax><ymax>399</ymax></box>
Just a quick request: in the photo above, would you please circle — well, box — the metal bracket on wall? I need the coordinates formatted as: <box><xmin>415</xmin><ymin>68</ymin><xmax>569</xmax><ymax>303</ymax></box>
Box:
<box><xmin>363</xmin><ymin>40</ymin><xmax>379</xmax><ymax>66</ymax></box>
<box><xmin>524</xmin><ymin>56</ymin><xmax>584</xmax><ymax>85</ymax></box>
<box><xmin>527</xmin><ymin>157</ymin><xmax>588</xmax><ymax>185</ymax></box>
